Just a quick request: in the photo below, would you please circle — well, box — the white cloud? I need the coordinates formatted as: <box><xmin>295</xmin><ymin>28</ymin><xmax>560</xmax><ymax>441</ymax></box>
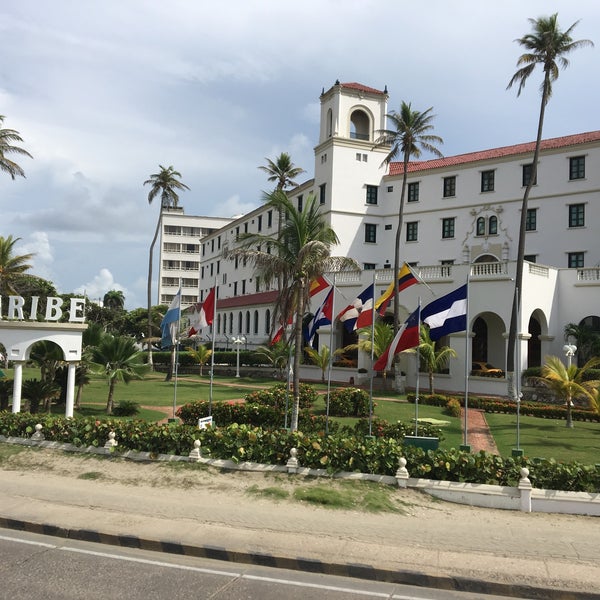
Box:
<box><xmin>74</xmin><ymin>268</ymin><xmax>127</xmax><ymax>304</ymax></box>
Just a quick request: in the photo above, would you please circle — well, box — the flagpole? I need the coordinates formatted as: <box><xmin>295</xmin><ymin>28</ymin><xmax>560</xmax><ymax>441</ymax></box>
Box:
<box><xmin>368</xmin><ymin>271</ymin><xmax>376</xmax><ymax>437</ymax></box>
<box><xmin>208</xmin><ymin>279</ymin><xmax>217</xmax><ymax>416</ymax></box>
<box><xmin>414</xmin><ymin>297</ymin><xmax>421</xmax><ymax>436</ymax></box>
<box><xmin>172</xmin><ymin>283</ymin><xmax>182</xmax><ymax>420</ymax></box>
<box><xmin>325</xmin><ymin>274</ymin><xmax>336</xmax><ymax>435</ymax></box>
<box><xmin>461</xmin><ymin>272</ymin><xmax>471</xmax><ymax>450</ymax></box>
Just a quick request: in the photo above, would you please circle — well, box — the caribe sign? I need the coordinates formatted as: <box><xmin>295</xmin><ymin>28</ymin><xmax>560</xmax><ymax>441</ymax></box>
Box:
<box><xmin>0</xmin><ymin>296</ymin><xmax>86</xmax><ymax>323</ymax></box>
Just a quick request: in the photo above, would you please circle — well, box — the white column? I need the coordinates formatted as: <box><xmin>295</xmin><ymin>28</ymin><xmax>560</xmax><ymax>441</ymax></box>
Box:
<box><xmin>65</xmin><ymin>362</ymin><xmax>77</xmax><ymax>418</ymax></box>
<box><xmin>12</xmin><ymin>361</ymin><xmax>24</xmax><ymax>413</ymax></box>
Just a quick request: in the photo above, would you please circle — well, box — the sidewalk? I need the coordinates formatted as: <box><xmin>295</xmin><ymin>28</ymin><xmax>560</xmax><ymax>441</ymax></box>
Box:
<box><xmin>0</xmin><ymin>447</ymin><xmax>598</xmax><ymax>599</ymax></box>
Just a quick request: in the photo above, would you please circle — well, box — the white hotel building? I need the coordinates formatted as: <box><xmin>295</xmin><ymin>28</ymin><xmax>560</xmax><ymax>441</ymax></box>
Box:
<box><xmin>158</xmin><ymin>81</ymin><xmax>600</xmax><ymax>395</ymax></box>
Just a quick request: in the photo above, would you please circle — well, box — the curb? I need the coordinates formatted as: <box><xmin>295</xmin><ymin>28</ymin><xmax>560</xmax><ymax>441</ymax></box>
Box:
<box><xmin>0</xmin><ymin>516</ymin><xmax>595</xmax><ymax>600</ymax></box>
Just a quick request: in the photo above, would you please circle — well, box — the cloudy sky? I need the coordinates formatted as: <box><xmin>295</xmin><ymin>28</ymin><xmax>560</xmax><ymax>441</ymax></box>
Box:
<box><xmin>1</xmin><ymin>1</ymin><xmax>598</xmax><ymax>309</ymax></box>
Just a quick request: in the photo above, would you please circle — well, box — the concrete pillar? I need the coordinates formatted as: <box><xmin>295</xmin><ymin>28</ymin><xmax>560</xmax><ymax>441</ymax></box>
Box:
<box><xmin>11</xmin><ymin>361</ymin><xmax>24</xmax><ymax>413</ymax></box>
<box><xmin>518</xmin><ymin>467</ymin><xmax>532</xmax><ymax>513</ymax></box>
<box><xmin>65</xmin><ymin>362</ymin><xmax>77</xmax><ymax>418</ymax></box>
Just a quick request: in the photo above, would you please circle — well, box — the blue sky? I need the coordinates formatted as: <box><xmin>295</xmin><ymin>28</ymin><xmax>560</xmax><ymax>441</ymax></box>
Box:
<box><xmin>1</xmin><ymin>1</ymin><xmax>598</xmax><ymax>308</ymax></box>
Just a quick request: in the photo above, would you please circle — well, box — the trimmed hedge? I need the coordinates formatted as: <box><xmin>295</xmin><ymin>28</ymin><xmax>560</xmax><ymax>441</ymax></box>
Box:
<box><xmin>407</xmin><ymin>393</ymin><xmax>600</xmax><ymax>423</ymax></box>
<box><xmin>0</xmin><ymin>411</ymin><xmax>598</xmax><ymax>491</ymax></box>
<box><xmin>328</xmin><ymin>387</ymin><xmax>371</xmax><ymax>417</ymax></box>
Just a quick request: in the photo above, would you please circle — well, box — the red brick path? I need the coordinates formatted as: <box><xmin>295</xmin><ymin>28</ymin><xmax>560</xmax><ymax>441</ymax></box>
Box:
<box><xmin>462</xmin><ymin>408</ymin><xmax>499</xmax><ymax>454</ymax></box>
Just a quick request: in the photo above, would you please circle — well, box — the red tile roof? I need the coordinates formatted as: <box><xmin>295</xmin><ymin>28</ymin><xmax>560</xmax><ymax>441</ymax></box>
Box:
<box><xmin>217</xmin><ymin>290</ymin><xmax>279</xmax><ymax>309</ymax></box>
<box><xmin>340</xmin><ymin>82</ymin><xmax>387</xmax><ymax>96</ymax></box>
<box><xmin>388</xmin><ymin>130</ymin><xmax>600</xmax><ymax>176</ymax></box>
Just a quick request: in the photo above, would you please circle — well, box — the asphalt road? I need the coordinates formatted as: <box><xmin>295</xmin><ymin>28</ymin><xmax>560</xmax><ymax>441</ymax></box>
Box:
<box><xmin>0</xmin><ymin>529</ymin><xmax>522</xmax><ymax>600</ymax></box>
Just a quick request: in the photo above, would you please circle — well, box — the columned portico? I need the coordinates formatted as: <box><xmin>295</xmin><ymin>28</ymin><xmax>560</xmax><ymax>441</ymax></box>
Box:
<box><xmin>0</xmin><ymin>320</ymin><xmax>87</xmax><ymax>417</ymax></box>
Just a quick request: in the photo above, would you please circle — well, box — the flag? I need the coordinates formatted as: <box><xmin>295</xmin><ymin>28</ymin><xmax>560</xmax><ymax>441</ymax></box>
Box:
<box><xmin>188</xmin><ymin>286</ymin><xmax>216</xmax><ymax>335</ymax></box>
<box><xmin>309</xmin><ymin>275</ymin><xmax>329</xmax><ymax>297</ymax></box>
<box><xmin>373</xmin><ymin>308</ymin><xmax>420</xmax><ymax>372</ymax></box>
<box><xmin>374</xmin><ymin>263</ymin><xmax>419</xmax><ymax>316</ymax></box>
<box><xmin>160</xmin><ymin>289</ymin><xmax>181</xmax><ymax>349</ymax></box>
<box><xmin>336</xmin><ymin>284</ymin><xmax>374</xmax><ymax>332</ymax></box>
<box><xmin>271</xmin><ymin>325</ymin><xmax>284</xmax><ymax>345</ymax></box>
<box><xmin>305</xmin><ymin>287</ymin><xmax>334</xmax><ymax>343</ymax></box>
<box><xmin>421</xmin><ymin>284</ymin><xmax>468</xmax><ymax>341</ymax></box>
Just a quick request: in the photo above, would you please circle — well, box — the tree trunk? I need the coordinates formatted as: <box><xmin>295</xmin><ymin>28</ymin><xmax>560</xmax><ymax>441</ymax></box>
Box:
<box><xmin>290</xmin><ymin>284</ymin><xmax>305</xmax><ymax>431</ymax></box>
<box><xmin>106</xmin><ymin>380</ymin><xmax>116</xmax><ymax>415</ymax></box>
<box><xmin>147</xmin><ymin>211</ymin><xmax>161</xmax><ymax>369</ymax></box>
<box><xmin>506</xmin><ymin>75</ymin><xmax>549</xmax><ymax>398</ymax></box>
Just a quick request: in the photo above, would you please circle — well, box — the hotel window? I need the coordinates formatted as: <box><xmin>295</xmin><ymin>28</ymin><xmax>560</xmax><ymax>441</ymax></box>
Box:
<box><xmin>257</xmin><ymin>215</ymin><xmax>262</xmax><ymax>232</ymax></box>
<box><xmin>568</xmin><ymin>252</ymin><xmax>584</xmax><ymax>268</ymax></box>
<box><xmin>244</xmin><ymin>222</ymin><xmax>248</xmax><ymax>234</ymax></box>
<box><xmin>407</xmin><ymin>182</ymin><xmax>419</xmax><ymax>202</ymax></box>
<box><xmin>297</xmin><ymin>195</ymin><xmax>303</xmax><ymax>213</ymax></box>
<box><xmin>526</xmin><ymin>208</ymin><xmax>537</xmax><ymax>231</ymax></box>
<box><xmin>488</xmin><ymin>215</ymin><xmax>498</xmax><ymax>235</ymax></box>
<box><xmin>481</xmin><ymin>170</ymin><xmax>495</xmax><ymax>192</ymax></box>
<box><xmin>267</xmin><ymin>210</ymin><xmax>273</xmax><ymax>228</ymax></box>
<box><xmin>476</xmin><ymin>217</ymin><xmax>485</xmax><ymax>236</ymax></box>
<box><xmin>384</xmin><ymin>224</ymin><xmax>392</xmax><ymax>230</ymax></box>
<box><xmin>569</xmin><ymin>156</ymin><xmax>585</xmax><ymax>180</ymax></box>
<box><xmin>522</xmin><ymin>163</ymin><xmax>537</xmax><ymax>187</ymax></box>
<box><xmin>211</xmin><ymin>239</ymin><xmax>215</xmax><ymax>252</ymax></box>
<box><xmin>364</xmin><ymin>223</ymin><xmax>377</xmax><ymax>243</ymax></box>
<box><xmin>442</xmin><ymin>217</ymin><xmax>455</xmax><ymax>239</ymax></box>
<box><xmin>319</xmin><ymin>183</ymin><xmax>326</xmax><ymax>205</ymax></box>
<box><xmin>568</xmin><ymin>203</ymin><xmax>585</xmax><ymax>228</ymax></box>
<box><xmin>524</xmin><ymin>254</ymin><xmax>537</xmax><ymax>263</ymax></box>
<box><xmin>443</xmin><ymin>176</ymin><xmax>456</xmax><ymax>198</ymax></box>
<box><xmin>387</xmin><ymin>185</ymin><xmax>393</xmax><ymax>192</ymax></box>
<box><xmin>363</xmin><ymin>263</ymin><xmax>376</xmax><ymax>270</ymax></box>
<box><xmin>365</xmin><ymin>185</ymin><xmax>378</xmax><ymax>205</ymax></box>
<box><xmin>406</xmin><ymin>221</ymin><xmax>418</xmax><ymax>242</ymax></box>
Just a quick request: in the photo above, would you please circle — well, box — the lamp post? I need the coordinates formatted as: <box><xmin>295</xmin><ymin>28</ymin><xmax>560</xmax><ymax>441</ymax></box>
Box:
<box><xmin>562</xmin><ymin>343</ymin><xmax>577</xmax><ymax>428</ymax></box>
<box><xmin>232</xmin><ymin>335</ymin><xmax>246</xmax><ymax>378</ymax></box>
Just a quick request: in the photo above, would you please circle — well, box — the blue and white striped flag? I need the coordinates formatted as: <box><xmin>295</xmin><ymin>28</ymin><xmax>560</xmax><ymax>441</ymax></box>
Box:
<box><xmin>160</xmin><ymin>289</ymin><xmax>181</xmax><ymax>349</ymax></box>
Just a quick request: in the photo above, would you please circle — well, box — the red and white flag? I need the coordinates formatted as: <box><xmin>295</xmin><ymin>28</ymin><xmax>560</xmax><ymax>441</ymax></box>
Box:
<box><xmin>188</xmin><ymin>286</ymin><xmax>216</xmax><ymax>335</ymax></box>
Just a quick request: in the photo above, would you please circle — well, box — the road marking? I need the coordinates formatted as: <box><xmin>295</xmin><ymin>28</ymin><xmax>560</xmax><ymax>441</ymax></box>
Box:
<box><xmin>1</xmin><ymin>534</ymin><xmax>430</xmax><ymax>599</ymax></box>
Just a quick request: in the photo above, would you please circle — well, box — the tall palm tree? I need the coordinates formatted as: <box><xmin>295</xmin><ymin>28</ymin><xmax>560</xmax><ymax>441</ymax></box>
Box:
<box><xmin>0</xmin><ymin>235</ymin><xmax>34</xmax><ymax>295</ymax></box>
<box><xmin>258</xmin><ymin>153</ymin><xmax>305</xmax><ymax>336</ymax></box>
<box><xmin>89</xmin><ymin>334</ymin><xmax>149</xmax><ymax>414</ymax></box>
<box><xmin>258</xmin><ymin>152</ymin><xmax>305</xmax><ymax>192</ymax></box>
<box><xmin>534</xmin><ymin>355</ymin><xmax>600</xmax><ymax>428</ymax></box>
<box><xmin>374</xmin><ymin>102</ymin><xmax>443</xmax><ymax>334</ymax></box>
<box><xmin>227</xmin><ymin>190</ymin><xmax>357</xmax><ymax>430</ymax></box>
<box><xmin>506</xmin><ymin>14</ymin><xmax>593</xmax><ymax>394</ymax></box>
<box><xmin>415</xmin><ymin>325</ymin><xmax>457</xmax><ymax>395</ymax></box>
<box><xmin>0</xmin><ymin>115</ymin><xmax>32</xmax><ymax>179</ymax></box>
<box><xmin>143</xmin><ymin>165</ymin><xmax>190</xmax><ymax>367</ymax></box>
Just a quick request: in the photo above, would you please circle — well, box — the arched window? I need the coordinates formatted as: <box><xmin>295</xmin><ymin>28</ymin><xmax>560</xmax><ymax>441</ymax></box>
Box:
<box><xmin>237</xmin><ymin>312</ymin><xmax>242</xmax><ymax>334</ymax></box>
<box><xmin>476</xmin><ymin>217</ymin><xmax>485</xmax><ymax>236</ymax></box>
<box><xmin>245</xmin><ymin>311</ymin><xmax>250</xmax><ymax>334</ymax></box>
<box><xmin>253</xmin><ymin>310</ymin><xmax>259</xmax><ymax>335</ymax></box>
<box><xmin>265</xmin><ymin>309</ymin><xmax>271</xmax><ymax>335</ymax></box>
<box><xmin>488</xmin><ymin>215</ymin><xmax>498</xmax><ymax>235</ymax></box>
<box><xmin>327</xmin><ymin>108</ymin><xmax>333</xmax><ymax>138</ymax></box>
<box><xmin>229</xmin><ymin>312</ymin><xmax>233</xmax><ymax>335</ymax></box>
<box><xmin>217</xmin><ymin>314</ymin><xmax>221</xmax><ymax>334</ymax></box>
<box><xmin>350</xmin><ymin>109</ymin><xmax>370</xmax><ymax>140</ymax></box>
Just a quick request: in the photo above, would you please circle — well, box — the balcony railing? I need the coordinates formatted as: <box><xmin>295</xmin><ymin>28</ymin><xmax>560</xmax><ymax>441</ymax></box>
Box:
<box><xmin>577</xmin><ymin>267</ymin><xmax>600</xmax><ymax>282</ymax></box>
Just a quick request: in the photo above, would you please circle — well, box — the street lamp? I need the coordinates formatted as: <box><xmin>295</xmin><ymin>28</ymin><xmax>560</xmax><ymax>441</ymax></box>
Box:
<box><xmin>563</xmin><ymin>343</ymin><xmax>577</xmax><ymax>428</ymax></box>
<box><xmin>232</xmin><ymin>335</ymin><xmax>246</xmax><ymax>378</ymax></box>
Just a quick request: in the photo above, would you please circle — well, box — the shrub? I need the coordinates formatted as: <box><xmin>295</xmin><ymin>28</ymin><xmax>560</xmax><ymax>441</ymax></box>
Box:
<box><xmin>445</xmin><ymin>398</ymin><xmax>462</xmax><ymax>418</ymax></box>
<box><xmin>244</xmin><ymin>383</ymin><xmax>316</xmax><ymax>410</ymax></box>
<box><xmin>328</xmin><ymin>387</ymin><xmax>371</xmax><ymax>417</ymax></box>
<box><xmin>112</xmin><ymin>400</ymin><xmax>140</xmax><ymax>417</ymax></box>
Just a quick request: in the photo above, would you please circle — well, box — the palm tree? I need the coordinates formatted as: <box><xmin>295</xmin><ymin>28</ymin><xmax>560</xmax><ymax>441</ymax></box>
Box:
<box><xmin>188</xmin><ymin>344</ymin><xmax>213</xmax><ymax>376</ymax></box>
<box><xmin>89</xmin><ymin>334</ymin><xmax>149</xmax><ymax>414</ymax></box>
<box><xmin>374</xmin><ymin>102</ymin><xmax>443</xmax><ymax>334</ymax></box>
<box><xmin>304</xmin><ymin>344</ymin><xmax>332</xmax><ymax>383</ymax></box>
<box><xmin>564</xmin><ymin>322</ymin><xmax>600</xmax><ymax>366</ymax></box>
<box><xmin>21</xmin><ymin>379</ymin><xmax>60</xmax><ymax>414</ymax></box>
<box><xmin>415</xmin><ymin>325</ymin><xmax>457</xmax><ymax>395</ymax></box>
<box><xmin>103</xmin><ymin>290</ymin><xmax>125</xmax><ymax>310</ymax></box>
<box><xmin>0</xmin><ymin>115</ymin><xmax>32</xmax><ymax>179</ymax></box>
<box><xmin>533</xmin><ymin>355</ymin><xmax>600</xmax><ymax>428</ymax></box>
<box><xmin>143</xmin><ymin>165</ymin><xmax>190</xmax><ymax>367</ymax></box>
<box><xmin>258</xmin><ymin>153</ymin><xmax>305</xmax><ymax>336</ymax></box>
<box><xmin>258</xmin><ymin>152</ymin><xmax>305</xmax><ymax>192</ymax></box>
<box><xmin>255</xmin><ymin>341</ymin><xmax>290</xmax><ymax>380</ymax></box>
<box><xmin>506</xmin><ymin>14</ymin><xmax>593</xmax><ymax>394</ymax></box>
<box><xmin>0</xmin><ymin>235</ymin><xmax>35</xmax><ymax>295</ymax></box>
<box><xmin>342</xmin><ymin>321</ymin><xmax>394</xmax><ymax>365</ymax></box>
<box><xmin>227</xmin><ymin>190</ymin><xmax>357</xmax><ymax>430</ymax></box>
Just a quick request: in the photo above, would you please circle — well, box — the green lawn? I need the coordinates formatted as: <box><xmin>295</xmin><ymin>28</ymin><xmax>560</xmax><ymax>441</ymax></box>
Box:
<box><xmin>485</xmin><ymin>412</ymin><xmax>600</xmax><ymax>464</ymax></box>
